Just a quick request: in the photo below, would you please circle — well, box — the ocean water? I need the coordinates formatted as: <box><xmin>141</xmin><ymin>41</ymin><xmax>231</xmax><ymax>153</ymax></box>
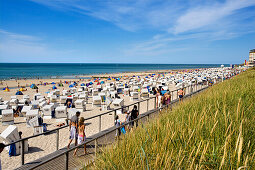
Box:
<box><xmin>0</xmin><ymin>63</ymin><xmax>229</xmax><ymax>80</ymax></box>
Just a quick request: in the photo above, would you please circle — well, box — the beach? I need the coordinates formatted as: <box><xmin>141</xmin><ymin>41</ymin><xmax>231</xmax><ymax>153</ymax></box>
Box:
<box><xmin>0</xmin><ymin>70</ymin><xmax>181</xmax><ymax>170</ymax></box>
<box><xmin>0</xmin><ymin>66</ymin><xmax>239</xmax><ymax>170</ymax></box>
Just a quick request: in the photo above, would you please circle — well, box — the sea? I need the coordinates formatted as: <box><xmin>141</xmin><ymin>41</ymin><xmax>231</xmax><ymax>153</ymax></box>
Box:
<box><xmin>0</xmin><ymin>63</ymin><xmax>229</xmax><ymax>80</ymax></box>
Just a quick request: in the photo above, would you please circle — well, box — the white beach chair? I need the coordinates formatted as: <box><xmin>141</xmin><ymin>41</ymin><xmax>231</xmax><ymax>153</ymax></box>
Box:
<box><xmin>42</xmin><ymin>105</ymin><xmax>54</xmax><ymax>119</ymax></box>
<box><xmin>75</xmin><ymin>99</ymin><xmax>86</xmax><ymax>112</ymax></box>
<box><xmin>55</xmin><ymin>106</ymin><xmax>67</xmax><ymax>118</ymax></box>
<box><xmin>0</xmin><ymin>125</ymin><xmax>29</xmax><ymax>155</ymax></box>
<box><xmin>26</xmin><ymin>110</ymin><xmax>39</xmax><ymax>127</ymax></box>
<box><xmin>60</xmin><ymin>96</ymin><xmax>67</xmax><ymax>104</ymax></box>
<box><xmin>31</xmin><ymin>100</ymin><xmax>40</xmax><ymax>109</ymax></box>
<box><xmin>93</xmin><ymin>96</ymin><xmax>101</xmax><ymax>107</ymax></box>
<box><xmin>2</xmin><ymin>109</ymin><xmax>14</xmax><ymax>125</ymax></box>
<box><xmin>21</xmin><ymin>106</ymin><xmax>32</xmax><ymax>117</ymax></box>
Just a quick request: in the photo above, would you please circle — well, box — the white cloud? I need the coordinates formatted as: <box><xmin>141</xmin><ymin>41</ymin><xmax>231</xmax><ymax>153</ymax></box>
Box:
<box><xmin>29</xmin><ymin>0</ymin><xmax>255</xmax><ymax>54</ymax></box>
<box><xmin>0</xmin><ymin>30</ymin><xmax>74</xmax><ymax>62</ymax></box>
<box><xmin>173</xmin><ymin>0</ymin><xmax>255</xmax><ymax>34</ymax></box>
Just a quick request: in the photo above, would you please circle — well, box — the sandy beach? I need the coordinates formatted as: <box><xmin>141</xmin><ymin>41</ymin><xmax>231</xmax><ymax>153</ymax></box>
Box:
<box><xmin>0</xmin><ymin>70</ymin><xmax>182</xmax><ymax>170</ymax></box>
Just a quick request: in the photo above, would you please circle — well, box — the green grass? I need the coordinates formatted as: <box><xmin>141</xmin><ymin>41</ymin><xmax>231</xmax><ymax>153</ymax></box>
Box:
<box><xmin>89</xmin><ymin>68</ymin><xmax>255</xmax><ymax>169</ymax></box>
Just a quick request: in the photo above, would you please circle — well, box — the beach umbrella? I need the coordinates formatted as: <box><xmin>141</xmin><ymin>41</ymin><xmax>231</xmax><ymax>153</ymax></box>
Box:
<box><xmin>15</xmin><ymin>91</ymin><xmax>23</xmax><ymax>95</ymax></box>
<box><xmin>30</xmin><ymin>84</ymin><xmax>36</xmax><ymax>88</ymax></box>
<box><xmin>80</xmin><ymin>83</ymin><xmax>85</xmax><ymax>86</ymax></box>
<box><xmin>89</xmin><ymin>82</ymin><xmax>93</xmax><ymax>85</ymax></box>
<box><xmin>31</xmin><ymin>84</ymin><xmax>38</xmax><ymax>89</ymax></box>
<box><xmin>52</xmin><ymin>86</ymin><xmax>57</xmax><ymax>89</ymax></box>
<box><xmin>51</xmin><ymin>82</ymin><xmax>56</xmax><ymax>84</ymax></box>
<box><xmin>3</xmin><ymin>87</ymin><xmax>6</xmax><ymax>90</ymax></box>
<box><xmin>4</xmin><ymin>88</ymin><xmax>10</xmax><ymax>92</ymax></box>
<box><xmin>19</xmin><ymin>88</ymin><xmax>24</xmax><ymax>91</ymax></box>
<box><xmin>107</xmin><ymin>78</ymin><xmax>111</xmax><ymax>80</ymax></box>
<box><xmin>100</xmin><ymin>81</ymin><xmax>105</xmax><ymax>84</ymax></box>
<box><xmin>69</xmin><ymin>84</ymin><xmax>74</xmax><ymax>88</ymax></box>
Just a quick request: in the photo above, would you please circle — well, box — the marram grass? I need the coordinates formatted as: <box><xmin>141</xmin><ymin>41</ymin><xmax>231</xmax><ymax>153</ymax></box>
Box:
<box><xmin>88</xmin><ymin>68</ymin><xmax>255</xmax><ymax>170</ymax></box>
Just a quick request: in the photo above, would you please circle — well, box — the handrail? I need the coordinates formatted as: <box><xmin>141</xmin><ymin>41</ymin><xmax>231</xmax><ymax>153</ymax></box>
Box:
<box><xmin>28</xmin><ymin>85</ymin><xmax>210</xmax><ymax>170</ymax></box>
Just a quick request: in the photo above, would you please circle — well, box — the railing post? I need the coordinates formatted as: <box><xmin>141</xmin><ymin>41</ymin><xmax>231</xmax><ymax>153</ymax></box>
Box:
<box><xmin>138</xmin><ymin>102</ymin><xmax>140</xmax><ymax>115</ymax></box>
<box><xmin>154</xmin><ymin>97</ymin><xmax>156</xmax><ymax>109</ymax></box>
<box><xmin>99</xmin><ymin>115</ymin><xmax>101</xmax><ymax>132</ymax></box>
<box><xmin>95</xmin><ymin>139</ymin><xmax>97</xmax><ymax>157</ymax></box>
<box><xmin>21</xmin><ymin>140</ymin><xmax>25</xmax><ymax>165</ymax></box>
<box><xmin>65</xmin><ymin>152</ymin><xmax>69</xmax><ymax>170</ymax></box>
<box><xmin>147</xmin><ymin>99</ymin><xmax>149</xmax><ymax>111</ymax></box>
<box><xmin>56</xmin><ymin>129</ymin><xmax>59</xmax><ymax>151</ymax></box>
<box><xmin>177</xmin><ymin>90</ymin><xmax>178</xmax><ymax>100</ymax></box>
<box><xmin>113</xmin><ymin>110</ymin><xmax>116</xmax><ymax>126</ymax></box>
<box><xmin>171</xmin><ymin>91</ymin><xmax>173</xmax><ymax>101</ymax></box>
<box><xmin>147</xmin><ymin>114</ymin><xmax>149</xmax><ymax>121</ymax></box>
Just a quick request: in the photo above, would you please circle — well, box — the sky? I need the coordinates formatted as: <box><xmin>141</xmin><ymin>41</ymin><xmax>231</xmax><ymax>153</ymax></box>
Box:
<box><xmin>0</xmin><ymin>0</ymin><xmax>254</xmax><ymax>64</ymax></box>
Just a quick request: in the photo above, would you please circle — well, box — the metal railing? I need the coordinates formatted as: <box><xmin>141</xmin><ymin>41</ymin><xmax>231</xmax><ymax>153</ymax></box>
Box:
<box><xmin>27</xmin><ymin>84</ymin><xmax>210</xmax><ymax>170</ymax></box>
<box><xmin>3</xmin><ymin>81</ymin><xmax>212</xmax><ymax>169</ymax></box>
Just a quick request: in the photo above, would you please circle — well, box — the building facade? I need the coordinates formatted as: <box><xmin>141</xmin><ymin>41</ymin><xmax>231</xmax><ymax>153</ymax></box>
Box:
<box><xmin>248</xmin><ymin>49</ymin><xmax>255</xmax><ymax>67</ymax></box>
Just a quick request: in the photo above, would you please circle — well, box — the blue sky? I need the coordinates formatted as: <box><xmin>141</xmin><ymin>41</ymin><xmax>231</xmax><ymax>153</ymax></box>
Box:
<box><xmin>0</xmin><ymin>0</ymin><xmax>254</xmax><ymax>64</ymax></box>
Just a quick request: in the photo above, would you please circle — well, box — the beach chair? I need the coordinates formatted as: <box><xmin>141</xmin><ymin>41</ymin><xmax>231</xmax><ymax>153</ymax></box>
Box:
<box><xmin>72</xmin><ymin>93</ymin><xmax>79</xmax><ymax>102</ymax></box>
<box><xmin>132</xmin><ymin>86</ymin><xmax>139</xmax><ymax>92</ymax></box>
<box><xmin>2</xmin><ymin>109</ymin><xmax>14</xmax><ymax>125</ymax></box>
<box><xmin>42</xmin><ymin>105</ymin><xmax>54</xmax><ymax>119</ymax></box>
<box><xmin>26</xmin><ymin>110</ymin><xmax>39</xmax><ymax>127</ymax></box>
<box><xmin>55</xmin><ymin>106</ymin><xmax>67</xmax><ymax>119</ymax></box>
<box><xmin>10</xmin><ymin>99</ymin><xmax>18</xmax><ymax>107</ymax></box>
<box><xmin>93</xmin><ymin>96</ymin><xmax>101</xmax><ymax>107</ymax></box>
<box><xmin>21</xmin><ymin>106</ymin><xmax>32</xmax><ymax>117</ymax></box>
<box><xmin>74</xmin><ymin>99</ymin><xmax>86</xmax><ymax>112</ymax></box>
<box><xmin>38</xmin><ymin>98</ymin><xmax>46</xmax><ymax>103</ymax></box>
<box><xmin>112</xmin><ymin>99</ymin><xmax>124</xmax><ymax>114</ymax></box>
<box><xmin>54</xmin><ymin>89</ymin><xmax>60</xmax><ymax>96</ymax></box>
<box><xmin>39</xmin><ymin>101</ymin><xmax>47</xmax><ymax>109</ymax></box>
<box><xmin>50</xmin><ymin>95</ymin><xmax>58</xmax><ymax>103</ymax></box>
<box><xmin>60</xmin><ymin>96</ymin><xmax>67</xmax><ymax>104</ymax></box>
<box><xmin>11</xmin><ymin>96</ymin><xmax>17</xmax><ymax>100</ymax></box>
<box><xmin>130</xmin><ymin>92</ymin><xmax>139</xmax><ymax>101</ymax></box>
<box><xmin>110</xmin><ymin>91</ymin><xmax>117</xmax><ymax>98</ymax></box>
<box><xmin>0</xmin><ymin>125</ymin><xmax>29</xmax><ymax>155</ymax></box>
<box><xmin>0</xmin><ymin>105</ymin><xmax>9</xmax><ymax>117</ymax></box>
<box><xmin>62</xmin><ymin>90</ymin><xmax>69</xmax><ymax>96</ymax></box>
<box><xmin>31</xmin><ymin>100</ymin><xmax>40</xmax><ymax>109</ymax></box>
<box><xmin>141</xmin><ymin>89</ymin><xmax>149</xmax><ymax>98</ymax></box>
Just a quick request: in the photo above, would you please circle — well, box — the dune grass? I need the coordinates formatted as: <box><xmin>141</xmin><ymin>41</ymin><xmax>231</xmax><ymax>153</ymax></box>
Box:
<box><xmin>90</xmin><ymin>68</ymin><xmax>255</xmax><ymax>169</ymax></box>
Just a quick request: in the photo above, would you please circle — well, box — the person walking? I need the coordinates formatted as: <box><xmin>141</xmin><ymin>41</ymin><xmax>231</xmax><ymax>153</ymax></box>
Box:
<box><xmin>130</xmin><ymin>105</ymin><xmax>139</xmax><ymax>129</ymax></box>
<box><xmin>178</xmin><ymin>88</ymin><xmax>185</xmax><ymax>103</ymax></box>
<box><xmin>73</xmin><ymin>117</ymin><xmax>87</xmax><ymax>156</ymax></box>
<box><xmin>67</xmin><ymin>111</ymin><xmax>80</xmax><ymax>149</ymax></box>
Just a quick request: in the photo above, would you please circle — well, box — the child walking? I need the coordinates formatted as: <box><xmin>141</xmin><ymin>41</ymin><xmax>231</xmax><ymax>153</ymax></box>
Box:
<box><xmin>73</xmin><ymin>117</ymin><xmax>87</xmax><ymax>156</ymax></box>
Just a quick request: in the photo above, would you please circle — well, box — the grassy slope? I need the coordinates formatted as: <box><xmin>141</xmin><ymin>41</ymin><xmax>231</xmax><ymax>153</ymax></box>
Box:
<box><xmin>92</xmin><ymin>68</ymin><xmax>255</xmax><ymax>169</ymax></box>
